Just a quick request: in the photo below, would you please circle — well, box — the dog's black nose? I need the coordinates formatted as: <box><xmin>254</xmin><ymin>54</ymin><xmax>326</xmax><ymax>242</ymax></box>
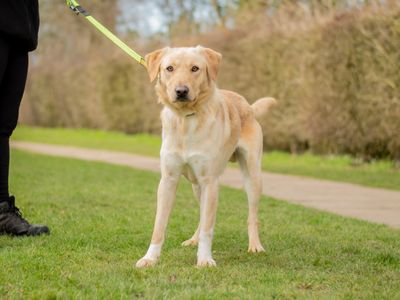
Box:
<box><xmin>175</xmin><ymin>86</ymin><xmax>189</xmax><ymax>100</ymax></box>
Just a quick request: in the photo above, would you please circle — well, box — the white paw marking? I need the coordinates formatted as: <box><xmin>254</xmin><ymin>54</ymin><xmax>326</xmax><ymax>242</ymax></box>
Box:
<box><xmin>136</xmin><ymin>257</ymin><xmax>157</xmax><ymax>268</ymax></box>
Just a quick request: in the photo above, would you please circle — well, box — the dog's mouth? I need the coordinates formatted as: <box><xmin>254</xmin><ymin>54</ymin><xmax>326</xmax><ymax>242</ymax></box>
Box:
<box><xmin>174</xmin><ymin>96</ymin><xmax>195</xmax><ymax>103</ymax></box>
<box><xmin>175</xmin><ymin>96</ymin><xmax>190</xmax><ymax>102</ymax></box>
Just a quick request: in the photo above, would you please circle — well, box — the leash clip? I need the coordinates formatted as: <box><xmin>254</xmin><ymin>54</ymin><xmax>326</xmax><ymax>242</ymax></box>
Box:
<box><xmin>69</xmin><ymin>5</ymin><xmax>80</xmax><ymax>15</ymax></box>
<box><xmin>68</xmin><ymin>4</ymin><xmax>89</xmax><ymax>16</ymax></box>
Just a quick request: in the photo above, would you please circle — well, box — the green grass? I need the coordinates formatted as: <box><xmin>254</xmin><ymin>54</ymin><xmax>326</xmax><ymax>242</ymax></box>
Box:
<box><xmin>262</xmin><ymin>151</ymin><xmax>400</xmax><ymax>191</ymax></box>
<box><xmin>13</xmin><ymin>126</ymin><xmax>162</xmax><ymax>157</ymax></box>
<box><xmin>12</xmin><ymin>126</ymin><xmax>400</xmax><ymax>190</ymax></box>
<box><xmin>0</xmin><ymin>150</ymin><xmax>399</xmax><ymax>298</ymax></box>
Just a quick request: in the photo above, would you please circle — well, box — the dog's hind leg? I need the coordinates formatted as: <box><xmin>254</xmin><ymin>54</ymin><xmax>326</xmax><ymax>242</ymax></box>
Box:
<box><xmin>237</xmin><ymin>121</ymin><xmax>265</xmax><ymax>253</ymax></box>
<box><xmin>182</xmin><ymin>184</ymin><xmax>201</xmax><ymax>247</ymax></box>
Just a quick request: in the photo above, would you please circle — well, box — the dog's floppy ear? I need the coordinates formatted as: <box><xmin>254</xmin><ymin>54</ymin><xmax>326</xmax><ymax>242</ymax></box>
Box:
<box><xmin>200</xmin><ymin>47</ymin><xmax>222</xmax><ymax>82</ymax></box>
<box><xmin>145</xmin><ymin>48</ymin><xmax>168</xmax><ymax>82</ymax></box>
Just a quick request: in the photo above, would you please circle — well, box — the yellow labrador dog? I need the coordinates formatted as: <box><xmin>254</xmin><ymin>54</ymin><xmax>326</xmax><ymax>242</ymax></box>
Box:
<box><xmin>136</xmin><ymin>46</ymin><xmax>275</xmax><ymax>268</ymax></box>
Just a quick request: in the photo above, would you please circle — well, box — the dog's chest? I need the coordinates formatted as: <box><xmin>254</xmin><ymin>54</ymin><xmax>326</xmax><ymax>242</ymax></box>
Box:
<box><xmin>162</xmin><ymin>114</ymin><xmax>228</xmax><ymax>166</ymax></box>
<box><xmin>166</xmin><ymin>117</ymin><xmax>218</xmax><ymax>153</ymax></box>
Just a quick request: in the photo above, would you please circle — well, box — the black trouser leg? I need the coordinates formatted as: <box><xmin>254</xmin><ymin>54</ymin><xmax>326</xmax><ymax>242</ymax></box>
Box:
<box><xmin>0</xmin><ymin>137</ymin><xmax>9</xmax><ymax>201</ymax></box>
<box><xmin>0</xmin><ymin>37</ymin><xmax>29</xmax><ymax>202</ymax></box>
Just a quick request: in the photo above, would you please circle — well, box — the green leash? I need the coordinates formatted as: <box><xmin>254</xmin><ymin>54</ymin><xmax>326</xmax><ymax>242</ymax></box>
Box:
<box><xmin>66</xmin><ymin>0</ymin><xmax>147</xmax><ymax>68</ymax></box>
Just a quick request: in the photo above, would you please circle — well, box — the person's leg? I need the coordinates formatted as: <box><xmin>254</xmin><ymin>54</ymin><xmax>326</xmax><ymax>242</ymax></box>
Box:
<box><xmin>0</xmin><ymin>138</ymin><xmax>9</xmax><ymax>201</ymax></box>
<box><xmin>0</xmin><ymin>37</ymin><xmax>11</xmax><ymax>202</ymax></box>
<box><xmin>0</xmin><ymin>38</ymin><xmax>49</xmax><ymax>236</ymax></box>
<box><xmin>0</xmin><ymin>40</ymin><xmax>27</xmax><ymax>202</ymax></box>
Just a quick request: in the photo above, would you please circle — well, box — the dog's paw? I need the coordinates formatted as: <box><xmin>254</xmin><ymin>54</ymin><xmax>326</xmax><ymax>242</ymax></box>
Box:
<box><xmin>248</xmin><ymin>243</ymin><xmax>265</xmax><ymax>253</ymax></box>
<box><xmin>181</xmin><ymin>238</ymin><xmax>198</xmax><ymax>247</ymax></box>
<box><xmin>197</xmin><ymin>258</ymin><xmax>217</xmax><ymax>267</ymax></box>
<box><xmin>136</xmin><ymin>257</ymin><xmax>157</xmax><ymax>268</ymax></box>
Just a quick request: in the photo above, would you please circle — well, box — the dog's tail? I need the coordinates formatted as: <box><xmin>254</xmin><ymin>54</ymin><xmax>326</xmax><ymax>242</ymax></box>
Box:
<box><xmin>251</xmin><ymin>97</ymin><xmax>277</xmax><ymax>119</ymax></box>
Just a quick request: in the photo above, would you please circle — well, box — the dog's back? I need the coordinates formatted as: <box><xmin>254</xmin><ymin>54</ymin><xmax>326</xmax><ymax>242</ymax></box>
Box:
<box><xmin>220</xmin><ymin>89</ymin><xmax>276</xmax><ymax>127</ymax></box>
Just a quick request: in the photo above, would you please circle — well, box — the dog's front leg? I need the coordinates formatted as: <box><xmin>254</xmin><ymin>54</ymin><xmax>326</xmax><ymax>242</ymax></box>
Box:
<box><xmin>136</xmin><ymin>174</ymin><xmax>180</xmax><ymax>268</ymax></box>
<box><xmin>197</xmin><ymin>180</ymin><xmax>219</xmax><ymax>267</ymax></box>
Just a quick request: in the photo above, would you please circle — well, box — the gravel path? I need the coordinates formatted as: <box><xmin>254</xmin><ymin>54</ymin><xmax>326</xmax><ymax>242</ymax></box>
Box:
<box><xmin>11</xmin><ymin>141</ymin><xmax>400</xmax><ymax>228</ymax></box>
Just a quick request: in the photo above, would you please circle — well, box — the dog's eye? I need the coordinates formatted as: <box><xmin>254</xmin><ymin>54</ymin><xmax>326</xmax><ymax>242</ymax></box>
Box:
<box><xmin>191</xmin><ymin>66</ymin><xmax>199</xmax><ymax>72</ymax></box>
<box><xmin>166</xmin><ymin>66</ymin><xmax>174</xmax><ymax>72</ymax></box>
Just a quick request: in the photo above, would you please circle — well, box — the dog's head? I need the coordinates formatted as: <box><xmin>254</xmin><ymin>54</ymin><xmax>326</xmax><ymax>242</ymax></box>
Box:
<box><xmin>145</xmin><ymin>46</ymin><xmax>222</xmax><ymax>111</ymax></box>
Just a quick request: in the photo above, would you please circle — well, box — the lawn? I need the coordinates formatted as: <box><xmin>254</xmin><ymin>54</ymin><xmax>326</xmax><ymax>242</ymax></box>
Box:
<box><xmin>12</xmin><ymin>126</ymin><xmax>400</xmax><ymax>190</ymax></box>
<box><xmin>0</xmin><ymin>150</ymin><xmax>399</xmax><ymax>298</ymax></box>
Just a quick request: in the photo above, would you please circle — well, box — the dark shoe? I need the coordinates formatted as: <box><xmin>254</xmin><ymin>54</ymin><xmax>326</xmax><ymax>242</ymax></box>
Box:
<box><xmin>0</xmin><ymin>196</ymin><xmax>50</xmax><ymax>236</ymax></box>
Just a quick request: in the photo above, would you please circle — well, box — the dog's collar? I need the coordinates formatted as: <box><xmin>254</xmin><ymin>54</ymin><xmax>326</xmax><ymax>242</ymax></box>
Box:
<box><xmin>185</xmin><ymin>112</ymin><xmax>196</xmax><ymax>118</ymax></box>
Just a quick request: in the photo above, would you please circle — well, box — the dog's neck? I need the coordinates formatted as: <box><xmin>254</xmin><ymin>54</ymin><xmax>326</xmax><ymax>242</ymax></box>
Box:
<box><xmin>183</xmin><ymin>87</ymin><xmax>219</xmax><ymax>119</ymax></box>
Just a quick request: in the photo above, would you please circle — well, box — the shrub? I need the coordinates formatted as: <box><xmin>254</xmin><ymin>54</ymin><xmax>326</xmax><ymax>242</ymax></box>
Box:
<box><xmin>20</xmin><ymin>3</ymin><xmax>400</xmax><ymax>160</ymax></box>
